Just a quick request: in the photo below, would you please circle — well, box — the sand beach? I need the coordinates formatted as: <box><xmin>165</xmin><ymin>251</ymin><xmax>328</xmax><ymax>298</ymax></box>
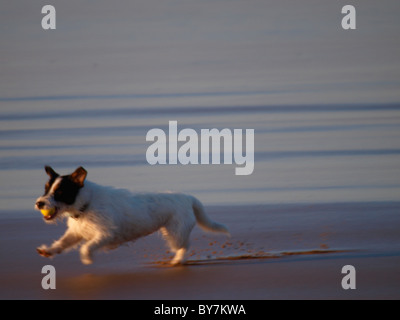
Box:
<box><xmin>1</xmin><ymin>202</ymin><xmax>400</xmax><ymax>299</ymax></box>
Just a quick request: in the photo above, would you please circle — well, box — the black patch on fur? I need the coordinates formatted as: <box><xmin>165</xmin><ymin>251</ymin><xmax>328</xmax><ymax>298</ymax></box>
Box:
<box><xmin>53</xmin><ymin>175</ymin><xmax>83</xmax><ymax>205</ymax></box>
<box><xmin>44</xmin><ymin>177</ymin><xmax>57</xmax><ymax>195</ymax></box>
<box><xmin>44</xmin><ymin>166</ymin><xmax>59</xmax><ymax>196</ymax></box>
<box><xmin>42</xmin><ymin>166</ymin><xmax>87</xmax><ymax>205</ymax></box>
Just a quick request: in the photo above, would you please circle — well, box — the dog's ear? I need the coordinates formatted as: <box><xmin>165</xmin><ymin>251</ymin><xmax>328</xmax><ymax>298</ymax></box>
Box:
<box><xmin>70</xmin><ymin>166</ymin><xmax>87</xmax><ymax>188</ymax></box>
<box><xmin>45</xmin><ymin>165</ymin><xmax>59</xmax><ymax>179</ymax></box>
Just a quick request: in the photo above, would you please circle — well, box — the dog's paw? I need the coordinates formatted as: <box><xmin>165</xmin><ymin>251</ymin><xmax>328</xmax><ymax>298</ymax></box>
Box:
<box><xmin>81</xmin><ymin>256</ymin><xmax>93</xmax><ymax>265</ymax></box>
<box><xmin>170</xmin><ymin>260</ymin><xmax>185</xmax><ymax>266</ymax></box>
<box><xmin>80</xmin><ymin>246</ymin><xmax>94</xmax><ymax>265</ymax></box>
<box><xmin>37</xmin><ymin>245</ymin><xmax>53</xmax><ymax>258</ymax></box>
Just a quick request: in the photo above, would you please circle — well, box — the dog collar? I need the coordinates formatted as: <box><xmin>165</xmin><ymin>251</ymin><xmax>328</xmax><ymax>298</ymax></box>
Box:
<box><xmin>69</xmin><ymin>202</ymin><xmax>90</xmax><ymax>219</ymax></box>
<box><xmin>79</xmin><ymin>202</ymin><xmax>90</xmax><ymax>213</ymax></box>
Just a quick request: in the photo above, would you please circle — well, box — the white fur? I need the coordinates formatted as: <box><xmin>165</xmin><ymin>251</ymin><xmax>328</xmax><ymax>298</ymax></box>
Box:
<box><xmin>37</xmin><ymin>181</ymin><xmax>230</xmax><ymax>265</ymax></box>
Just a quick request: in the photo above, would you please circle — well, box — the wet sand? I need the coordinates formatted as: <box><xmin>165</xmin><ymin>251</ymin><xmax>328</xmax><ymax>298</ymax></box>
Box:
<box><xmin>1</xmin><ymin>203</ymin><xmax>399</xmax><ymax>299</ymax></box>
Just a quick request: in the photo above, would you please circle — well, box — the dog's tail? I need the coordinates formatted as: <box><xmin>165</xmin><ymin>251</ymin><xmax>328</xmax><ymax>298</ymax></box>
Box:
<box><xmin>191</xmin><ymin>196</ymin><xmax>230</xmax><ymax>236</ymax></box>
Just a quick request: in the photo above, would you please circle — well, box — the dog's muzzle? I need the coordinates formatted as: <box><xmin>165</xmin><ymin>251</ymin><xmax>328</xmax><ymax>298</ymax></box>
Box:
<box><xmin>35</xmin><ymin>199</ymin><xmax>58</xmax><ymax>220</ymax></box>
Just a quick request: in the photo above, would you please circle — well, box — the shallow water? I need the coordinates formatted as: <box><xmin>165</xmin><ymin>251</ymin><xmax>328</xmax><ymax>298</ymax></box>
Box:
<box><xmin>1</xmin><ymin>102</ymin><xmax>399</xmax><ymax>215</ymax></box>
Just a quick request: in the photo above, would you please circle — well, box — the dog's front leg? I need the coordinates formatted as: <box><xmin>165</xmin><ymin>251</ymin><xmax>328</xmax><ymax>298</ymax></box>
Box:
<box><xmin>79</xmin><ymin>236</ymin><xmax>109</xmax><ymax>265</ymax></box>
<box><xmin>37</xmin><ymin>230</ymin><xmax>82</xmax><ymax>258</ymax></box>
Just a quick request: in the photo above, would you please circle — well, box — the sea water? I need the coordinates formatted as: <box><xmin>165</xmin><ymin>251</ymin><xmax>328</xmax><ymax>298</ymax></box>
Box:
<box><xmin>1</xmin><ymin>0</ymin><xmax>400</xmax><ymax>216</ymax></box>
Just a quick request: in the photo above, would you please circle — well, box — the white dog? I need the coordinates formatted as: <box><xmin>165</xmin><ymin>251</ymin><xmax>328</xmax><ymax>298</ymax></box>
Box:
<box><xmin>35</xmin><ymin>166</ymin><xmax>230</xmax><ymax>265</ymax></box>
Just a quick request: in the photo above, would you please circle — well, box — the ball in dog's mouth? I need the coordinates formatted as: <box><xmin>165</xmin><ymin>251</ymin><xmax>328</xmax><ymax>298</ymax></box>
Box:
<box><xmin>40</xmin><ymin>207</ymin><xmax>58</xmax><ymax>220</ymax></box>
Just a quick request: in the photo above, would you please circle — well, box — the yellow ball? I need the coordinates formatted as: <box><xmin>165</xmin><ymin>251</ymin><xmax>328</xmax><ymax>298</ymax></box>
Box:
<box><xmin>41</xmin><ymin>208</ymin><xmax>55</xmax><ymax>217</ymax></box>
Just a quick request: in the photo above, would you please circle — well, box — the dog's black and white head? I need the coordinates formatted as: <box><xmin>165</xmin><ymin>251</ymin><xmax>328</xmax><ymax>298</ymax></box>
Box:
<box><xmin>35</xmin><ymin>166</ymin><xmax>87</xmax><ymax>222</ymax></box>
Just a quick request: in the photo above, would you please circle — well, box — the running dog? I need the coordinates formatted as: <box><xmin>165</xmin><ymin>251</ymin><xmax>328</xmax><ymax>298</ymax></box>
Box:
<box><xmin>35</xmin><ymin>166</ymin><xmax>229</xmax><ymax>265</ymax></box>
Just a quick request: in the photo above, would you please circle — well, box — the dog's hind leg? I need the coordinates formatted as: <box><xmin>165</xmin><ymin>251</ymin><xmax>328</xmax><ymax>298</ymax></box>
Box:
<box><xmin>160</xmin><ymin>215</ymin><xmax>195</xmax><ymax>265</ymax></box>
